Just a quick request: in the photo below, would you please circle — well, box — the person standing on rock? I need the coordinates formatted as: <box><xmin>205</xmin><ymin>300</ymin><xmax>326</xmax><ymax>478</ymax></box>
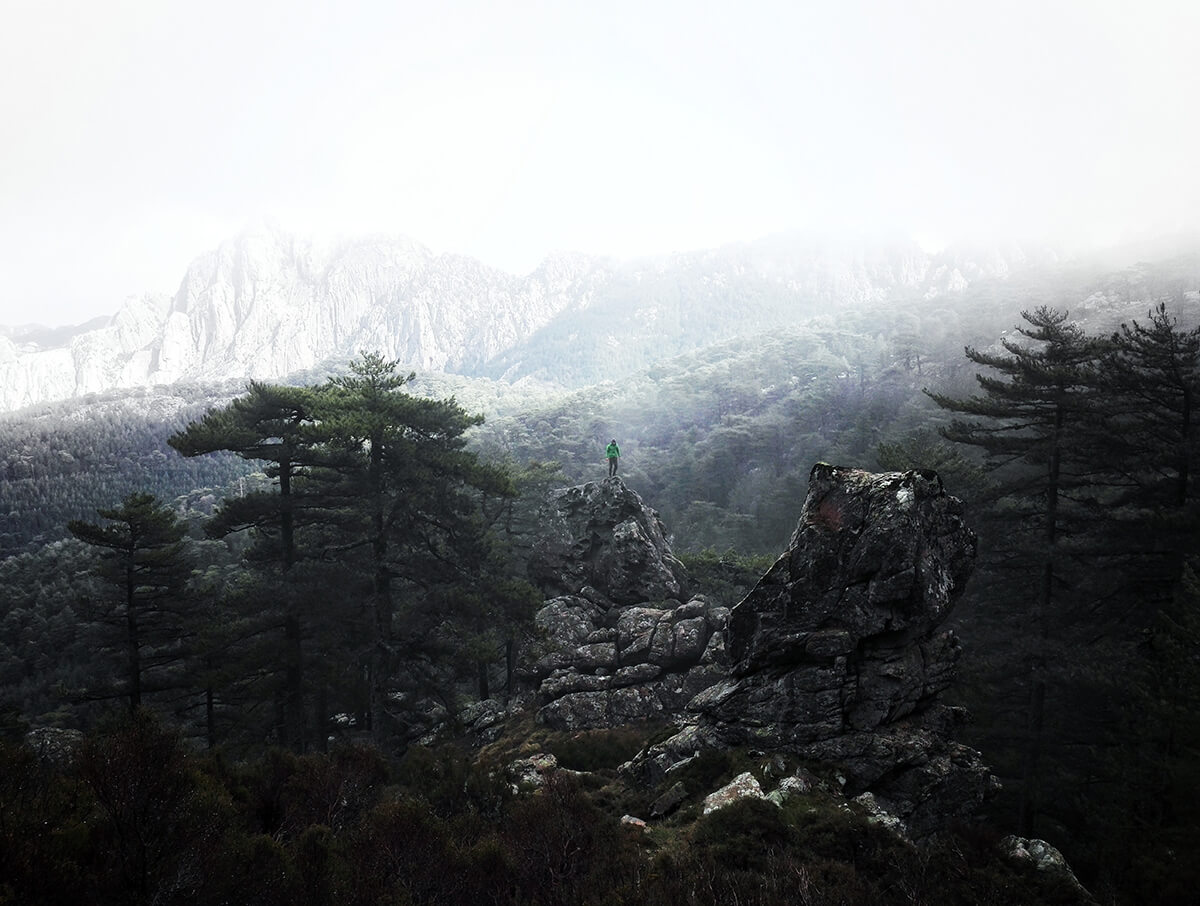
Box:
<box><xmin>606</xmin><ymin>438</ymin><xmax>621</xmax><ymax>477</ymax></box>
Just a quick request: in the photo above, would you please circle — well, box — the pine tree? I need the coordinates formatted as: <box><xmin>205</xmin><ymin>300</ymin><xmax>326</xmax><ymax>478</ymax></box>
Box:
<box><xmin>1104</xmin><ymin>302</ymin><xmax>1200</xmax><ymax>510</ymax></box>
<box><xmin>1096</xmin><ymin>302</ymin><xmax>1200</xmax><ymax>611</ymax></box>
<box><xmin>168</xmin><ymin>355</ymin><xmax>538</xmax><ymax>746</ymax></box>
<box><xmin>169</xmin><ymin>381</ymin><xmax>320</xmax><ymax>567</ymax></box>
<box><xmin>313</xmin><ymin>352</ymin><xmax>523</xmax><ymax>740</ymax></box>
<box><xmin>925</xmin><ymin>306</ymin><xmax>1105</xmax><ymax>835</ymax></box>
<box><xmin>1074</xmin><ymin>304</ymin><xmax>1200</xmax><ymax>900</ymax></box>
<box><xmin>169</xmin><ymin>382</ymin><xmax>323</xmax><ymax>751</ymax></box>
<box><xmin>68</xmin><ymin>493</ymin><xmax>191</xmax><ymax>712</ymax></box>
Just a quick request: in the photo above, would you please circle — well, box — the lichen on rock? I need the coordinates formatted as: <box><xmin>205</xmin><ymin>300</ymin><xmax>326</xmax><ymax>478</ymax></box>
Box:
<box><xmin>527</xmin><ymin>477</ymin><xmax>689</xmax><ymax>606</ymax></box>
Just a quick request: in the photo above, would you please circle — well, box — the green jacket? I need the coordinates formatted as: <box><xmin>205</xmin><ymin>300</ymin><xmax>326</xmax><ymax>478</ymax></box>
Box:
<box><xmin>606</xmin><ymin>442</ymin><xmax>620</xmax><ymax>459</ymax></box>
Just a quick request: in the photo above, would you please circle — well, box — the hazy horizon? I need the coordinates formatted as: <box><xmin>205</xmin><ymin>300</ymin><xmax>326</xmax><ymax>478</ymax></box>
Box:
<box><xmin>4</xmin><ymin>0</ymin><xmax>1199</xmax><ymax>327</ymax></box>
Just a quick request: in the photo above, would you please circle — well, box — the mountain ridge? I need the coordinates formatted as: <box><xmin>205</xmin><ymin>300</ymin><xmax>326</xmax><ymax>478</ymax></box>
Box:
<box><xmin>0</xmin><ymin>226</ymin><xmax>1063</xmax><ymax>412</ymax></box>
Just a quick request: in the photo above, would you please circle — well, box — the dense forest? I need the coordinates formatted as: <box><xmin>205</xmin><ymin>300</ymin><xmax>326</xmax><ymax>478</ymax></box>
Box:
<box><xmin>0</xmin><ymin>384</ymin><xmax>253</xmax><ymax>556</ymax></box>
<box><xmin>2</xmin><ymin>252</ymin><xmax>1199</xmax><ymax>903</ymax></box>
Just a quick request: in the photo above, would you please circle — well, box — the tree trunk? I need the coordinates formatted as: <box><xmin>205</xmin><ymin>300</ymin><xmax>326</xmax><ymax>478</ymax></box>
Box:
<box><xmin>284</xmin><ymin>612</ymin><xmax>305</xmax><ymax>752</ymax></box>
<box><xmin>1019</xmin><ymin>399</ymin><xmax>1063</xmax><ymax>836</ymax></box>
<box><xmin>125</xmin><ymin>565</ymin><xmax>141</xmax><ymax>712</ymax></box>
<box><xmin>368</xmin><ymin>435</ymin><xmax>393</xmax><ymax>743</ymax></box>
<box><xmin>314</xmin><ymin>683</ymin><xmax>328</xmax><ymax>752</ymax></box>
<box><xmin>206</xmin><ymin>673</ymin><xmax>215</xmax><ymax>750</ymax></box>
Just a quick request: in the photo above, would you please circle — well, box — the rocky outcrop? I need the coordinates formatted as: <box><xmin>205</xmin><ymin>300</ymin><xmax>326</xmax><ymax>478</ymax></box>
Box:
<box><xmin>1002</xmin><ymin>836</ymin><xmax>1093</xmax><ymax>899</ymax></box>
<box><xmin>529</xmin><ymin>477</ymin><xmax>689</xmax><ymax>606</ymax></box>
<box><xmin>520</xmin><ymin>478</ymin><xmax>727</xmax><ymax>730</ymax></box>
<box><xmin>628</xmin><ymin>464</ymin><xmax>996</xmax><ymax>839</ymax></box>
<box><xmin>521</xmin><ymin>593</ymin><xmax>729</xmax><ymax>731</ymax></box>
<box><xmin>703</xmin><ymin>772</ymin><xmax>766</xmax><ymax>814</ymax></box>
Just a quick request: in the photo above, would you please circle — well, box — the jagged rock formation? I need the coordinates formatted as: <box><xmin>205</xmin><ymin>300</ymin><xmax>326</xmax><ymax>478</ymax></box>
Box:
<box><xmin>0</xmin><ymin>227</ymin><xmax>1048</xmax><ymax>412</ymax></box>
<box><xmin>627</xmin><ymin>464</ymin><xmax>997</xmax><ymax>839</ymax></box>
<box><xmin>528</xmin><ymin>478</ymin><xmax>689</xmax><ymax>606</ymax></box>
<box><xmin>1001</xmin><ymin>836</ymin><xmax>1092</xmax><ymax>896</ymax></box>
<box><xmin>519</xmin><ymin>478</ymin><xmax>728</xmax><ymax>730</ymax></box>
<box><xmin>0</xmin><ymin>227</ymin><xmax>592</xmax><ymax>411</ymax></box>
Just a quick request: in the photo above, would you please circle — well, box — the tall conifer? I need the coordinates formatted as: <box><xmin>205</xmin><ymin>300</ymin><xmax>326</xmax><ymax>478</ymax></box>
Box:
<box><xmin>314</xmin><ymin>353</ymin><xmax>518</xmax><ymax>740</ymax></box>
<box><xmin>926</xmin><ymin>306</ymin><xmax>1104</xmax><ymax>835</ymax></box>
<box><xmin>169</xmin><ymin>382</ymin><xmax>321</xmax><ymax>750</ymax></box>
<box><xmin>68</xmin><ymin>493</ymin><xmax>190</xmax><ymax>712</ymax></box>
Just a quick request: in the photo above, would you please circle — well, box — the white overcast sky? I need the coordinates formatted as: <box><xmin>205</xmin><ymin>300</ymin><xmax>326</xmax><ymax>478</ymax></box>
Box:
<box><xmin>2</xmin><ymin>0</ymin><xmax>1199</xmax><ymax>326</ymax></box>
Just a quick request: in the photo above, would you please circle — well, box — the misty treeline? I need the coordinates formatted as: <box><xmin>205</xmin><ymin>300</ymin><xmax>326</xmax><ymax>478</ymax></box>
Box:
<box><xmin>913</xmin><ymin>302</ymin><xmax>1200</xmax><ymax>903</ymax></box>
<box><xmin>3</xmin><ymin>353</ymin><xmax>541</xmax><ymax>754</ymax></box>
<box><xmin>471</xmin><ymin>254</ymin><xmax>1199</xmax><ymax>554</ymax></box>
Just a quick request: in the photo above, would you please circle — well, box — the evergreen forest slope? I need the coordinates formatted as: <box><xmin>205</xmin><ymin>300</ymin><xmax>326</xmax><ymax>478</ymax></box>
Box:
<box><xmin>1</xmin><ymin>248</ymin><xmax>1197</xmax><ymax>557</ymax></box>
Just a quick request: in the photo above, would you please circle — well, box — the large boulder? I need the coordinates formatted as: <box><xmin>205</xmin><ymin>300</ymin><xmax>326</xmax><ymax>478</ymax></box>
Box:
<box><xmin>528</xmin><ymin>477</ymin><xmax>688</xmax><ymax>606</ymax></box>
<box><xmin>726</xmin><ymin>463</ymin><xmax>975</xmax><ymax>676</ymax></box>
<box><xmin>629</xmin><ymin>465</ymin><xmax>997</xmax><ymax>839</ymax></box>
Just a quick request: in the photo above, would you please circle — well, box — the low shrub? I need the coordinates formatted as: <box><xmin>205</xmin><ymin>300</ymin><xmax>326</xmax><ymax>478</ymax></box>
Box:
<box><xmin>544</xmin><ymin>724</ymin><xmax>662</xmax><ymax>773</ymax></box>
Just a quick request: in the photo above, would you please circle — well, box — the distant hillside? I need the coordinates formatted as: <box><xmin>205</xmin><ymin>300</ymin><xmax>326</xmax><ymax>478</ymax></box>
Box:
<box><xmin>0</xmin><ymin>367</ymin><xmax>564</xmax><ymax>557</ymax></box>
<box><xmin>0</xmin><ymin>384</ymin><xmax>255</xmax><ymax>556</ymax></box>
<box><xmin>472</xmin><ymin>249</ymin><xmax>1200</xmax><ymax>552</ymax></box>
<box><xmin>473</xmin><ymin>236</ymin><xmax>1061</xmax><ymax>386</ymax></box>
<box><xmin>1</xmin><ymin>245</ymin><xmax>1196</xmax><ymax>556</ymax></box>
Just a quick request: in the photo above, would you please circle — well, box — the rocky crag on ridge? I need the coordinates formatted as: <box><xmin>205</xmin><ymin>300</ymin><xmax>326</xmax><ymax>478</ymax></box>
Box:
<box><xmin>625</xmin><ymin>464</ymin><xmax>996</xmax><ymax>838</ymax></box>
<box><xmin>486</xmin><ymin>466</ymin><xmax>995</xmax><ymax>837</ymax></box>
<box><xmin>517</xmin><ymin>477</ymin><xmax>729</xmax><ymax>731</ymax></box>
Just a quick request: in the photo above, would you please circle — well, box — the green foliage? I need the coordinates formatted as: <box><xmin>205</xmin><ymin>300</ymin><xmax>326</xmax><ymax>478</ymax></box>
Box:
<box><xmin>679</xmin><ymin>548</ymin><xmax>777</xmax><ymax>608</ymax></box>
<box><xmin>645</xmin><ymin>792</ymin><xmax>1091</xmax><ymax>906</ymax></box>
<box><xmin>75</xmin><ymin>709</ymin><xmax>238</xmax><ymax>905</ymax></box>
<box><xmin>393</xmin><ymin>742</ymin><xmax>512</xmax><ymax>820</ymax></box>
<box><xmin>0</xmin><ymin>739</ymin><xmax>90</xmax><ymax>906</ymax></box>
<box><xmin>502</xmin><ymin>772</ymin><xmax>643</xmax><ymax>905</ymax></box>
<box><xmin>688</xmin><ymin>797</ymin><xmax>794</xmax><ymax>870</ymax></box>
<box><xmin>0</xmin><ymin>539</ymin><xmax>111</xmax><ymax>726</ymax></box>
<box><xmin>68</xmin><ymin>493</ymin><xmax>193</xmax><ymax>712</ymax></box>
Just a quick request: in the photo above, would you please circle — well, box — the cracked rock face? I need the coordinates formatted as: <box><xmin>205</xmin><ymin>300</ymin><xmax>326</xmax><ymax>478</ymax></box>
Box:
<box><xmin>630</xmin><ymin>465</ymin><xmax>996</xmax><ymax>838</ymax></box>
<box><xmin>528</xmin><ymin>477</ymin><xmax>689</xmax><ymax>606</ymax></box>
<box><xmin>709</xmin><ymin>465</ymin><xmax>976</xmax><ymax>744</ymax></box>
<box><xmin>520</xmin><ymin>592</ymin><xmax>730</xmax><ymax>731</ymax></box>
<box><xmin>727</xmin><ymin>463</ymin><xmax>975</xmax><ymax>675</ymax></box>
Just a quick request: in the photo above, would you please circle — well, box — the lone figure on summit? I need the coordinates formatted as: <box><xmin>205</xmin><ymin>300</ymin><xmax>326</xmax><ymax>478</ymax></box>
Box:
<box><xmin>606</xmin><ymin>438</ymin><xmax>621</xmax><ymax>477</ymax></box>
